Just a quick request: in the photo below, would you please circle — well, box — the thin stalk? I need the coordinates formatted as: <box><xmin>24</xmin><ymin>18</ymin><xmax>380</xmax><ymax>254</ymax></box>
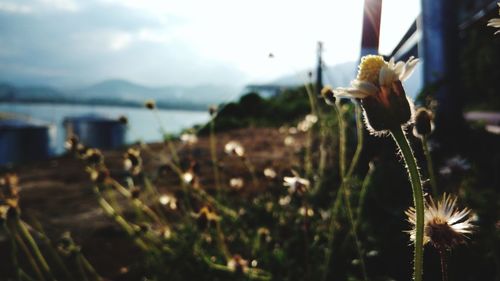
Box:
<box><xmin>334</xmin><ymin>105</ymin><xmax>346</xmax><ymax>178</ymax></box>
<box><xmin>303</xmin><ymin>202</ymin><xmax>311</xmax><ymax>281</ymax></box>
<box><xmin>19</xmin><ymin>270</ymin><xmax>37</xmax><ymax>281</ymax></box>
<box><xmin>209</xmin><ymin>117</ymin><xmax>222</xmax><ymax>199</ymax></box>
<box><xmin>355</xmin><ymin>164</ymin><xmax>375</xmax><ymax>229</ymax></box>
<box><xmin>422</xmin><ymin>136</ymin><xmax>438</xmax><ymax>197</ymax></box>
<box><xmin>79</xmin><ymin>253</ymin><xmax>103</xmax><ymax>281</ymax></box>
<box><xmin>390</xmin><ymin>127</ymin><xmax>425</xmax><ymax>281</ymax></box>
<box><xmin>152</xmin><ymin>109</ymin><xmax>180</xmax><ymax>164</ymax></box>
<box><xmin>346</xmin><ymin>103</ymin><xmax>364</xmax><ymax>178</ymax></box>
<box><xmin>25</xmin><ymin>220</ymin><xmax>76</xmax><ymax>281</ymax></box>
<box><xmin>16</xmin><ymin>218</ymin><xmax>55</xmax><ymax>281</ymax></box>
<box><xmin>93</xmin><ymin>187</ymin><xmax>149</xmax><ymax>251</ymax></box>
<box><xmin>321</xmin><ymin>183</ymin><xmax>344</xmax><ymax>281</ymax></box>
<box><xmin>341</xmin><ymin>186</ymin><xmax>368</xmax><ymax>281</ymax></box>
<box><xmin>14</xmin><ymin>233</ymin><xmax>46</xmax><ymax>281</ymax></box>
<box><xmin>439</xmin><ymin>249</ymin><xmax>448</xmax><ymax>281</ymax></box>
<box><xmin>4</xmin><ymin>223</ymin><xmax>21</xmax><ymax>281</ymax></box>
<box><xmin>242</xmin><ymin>157</ymin><xmax>259</xmax><ymax>189</ymax></box>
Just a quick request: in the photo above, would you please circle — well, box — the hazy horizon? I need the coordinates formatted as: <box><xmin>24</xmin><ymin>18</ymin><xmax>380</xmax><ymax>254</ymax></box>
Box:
<box><xmin>0</xmin><ymin>0</ymin><xmax>420</xmax><ymax>89</ymax></box>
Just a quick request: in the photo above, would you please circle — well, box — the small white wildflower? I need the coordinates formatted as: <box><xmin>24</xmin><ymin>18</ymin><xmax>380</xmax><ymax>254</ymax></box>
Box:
<box><xmin>224</xmin><ymin>141</ymin><xmax>245</xmax><ymax>157</ymax></box>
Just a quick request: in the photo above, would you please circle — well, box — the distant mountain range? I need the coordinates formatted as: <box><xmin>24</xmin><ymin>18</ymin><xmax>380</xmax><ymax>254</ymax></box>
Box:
<box><xmin>0</xmin><ymin>62</ymin><xmax>359</xmax><ymax>110</ymax></box>
<box><xmin>0</xmin><ymin>79</ymin><xmax>240</xmax><ymax>111</ymax></box>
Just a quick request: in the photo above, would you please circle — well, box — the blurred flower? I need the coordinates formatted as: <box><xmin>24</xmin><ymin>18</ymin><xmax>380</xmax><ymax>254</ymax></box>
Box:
<box><xmin>180</xmin><ymin>133</ymin><xmax>198</xmax><ymax>145</ymax></box>
<box><xmin>333</xmin><ymin>55</ymin><xmax>419</xmax><ymax>135</ymax></box>
<box><xmin>182</xmin><ymin>171</ymin><xmax>195</xmax><ymax>185</ymax></box>
<box><xmin>439</xmin><ymin>155</ymin><xmax>471</xmax><ymax>177</ymax></box>
<box><xmin>284</xmin><ymin>136</ymin><xmax>295</xmax><ymax>146</ymax></box>
<box><xmin>144</xmin><ymin>100</ymin><xmax>156</xmax><ymax>110</ymax></box>
<box><xmin>227</xmin><ymin>255</ymin><xmax>249</xmax><ymax>274</ymax></box>
<box><xmin>405</xmin><ymin>194</ymin><xmax>475</xmax><ymax>250</ymax></box>
<box><xmin>298</xmin><ymin>206</ymin><xmax>314</xmax><ymax>217</ymax></box>
<box><xmin>283</xmin><ymin>173</ymin><xmax>310</xmax><ymax>195</ymax></box>
<box><xmin>225</xmin><ymin>141</ymin><xmax>245</xmax><ymax>157</ymax></box>
<box><xmin>257</xmin><ymin>227</ymin><xmax>271</xmax><ymax>243</ymax></box>
<box><xmin>297</xmin><ymin>114</ymin><xmax>318</xmax><ymax>132</ymax></box>
<box><xmin>279</xmin><ymin>195</ymin><xmax>291</xmax><ymax>206</ymax></box>
<box><xmin>123</xmin><ymin>148</ymin><xmax>142</xmax><ymax>176</ymax></box>
<box><xmin>229</xmin><ymin>178</ymin><xmax>244</xmax><ymax>190</ymax></box>
<box><xmin>263</xmin><ymin>167</ymin><xmax>277</xmax><ymax>179</ymax></box>
<box><xmin>288</xmin><ymin>127</ymin><xmax>298</xmax><ymax>134</ymax></box>
<box><xmin>413</xmin><ymin>108</ymin><xmax>434</xmax><ymax>139</ymax></box>
<box><xmin>159</xmin><ymin>194</ymin><xmax>177</xmax><ymax>210</ymax></box>
<box><xmin>488</xmin><ymin>3</ymin><xmax>500</xmax><ymax>34</ymax></box>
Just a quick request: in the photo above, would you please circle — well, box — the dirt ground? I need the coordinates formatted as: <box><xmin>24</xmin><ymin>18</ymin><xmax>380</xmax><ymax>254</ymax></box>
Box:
<box><xmin>0</xmin><ymin>127</ymin><xmax>305</xmax><ymax>280</ymax></box>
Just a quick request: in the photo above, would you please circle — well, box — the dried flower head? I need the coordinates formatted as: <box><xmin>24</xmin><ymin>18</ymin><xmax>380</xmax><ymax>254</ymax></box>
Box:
<box><xmin>225</xmin><ymin>141</ymin><xmax>245</xmax><ymax>157</ymax></box>
<box><xmin>118</xmin><ymin>115</ymin><xmax>128</xmax><ymax>125</ymax></box>
<box><xmin>0</xmin><ymin>173</ymin><xmax>20</xmax><ymax>209</ymax></box>
<box><xmin>488</xmin><ymin>3</ymin><xmax>500</xmax><ymax>34</ymax></box>
<box><xmin>283</xmin><ymin>172</ymin><xmax>310</xmax><ymax>195</ymax></box>
<box><xmin>321</xmin><ymin>86</ymin><xmax>336</xmax><ymax>105</ymax></box>
<box><xmin>333</xmin><ymin>55</ymin><xmax>419</xmax><ymax>135</ymax></box>
<box><xmin>144</xmin><ymin>100</ymin><xmax>156</xmax><ymax>110</ymax></box>
<box><xmin>89</xmin><ymin>167</ymin><xmax>110</xmax><ymax>184</ymax></box>
<box><xmin>64</xmin><ymin>135</ymin><xmax>81</xmax><ymax>153</ymax></box>
<box><xmin>227</xmin><ymin>255</ymin><xmax>249</xmax><ymax>274</ymax></box>
<box><xmin>209</xmin><ymin>105</ymin><xmax>218</xmax><ymax>116</ymax></box>
<box><xmin>123</xmin><ymin>148</ymin><xmax>142</xmax><ymax>175</ymax></box>
<box><xmin>195</xmin><ymin>206</ymin><xmax>219</xmax><ymax>230</ymax></box>
<box><xmin>83</xmin><ymin>148</ymin><xmax>103</xmax><ymax>166</ymax></box>
<box><xmin>413</xmin><ymin>108</ymin><xmax>434</xmax><ymax>138</ymax></box>
<box><xmin>405</xmin><ymin>194</ymin><xmax>475</xmax><ymax>250</ymax></box>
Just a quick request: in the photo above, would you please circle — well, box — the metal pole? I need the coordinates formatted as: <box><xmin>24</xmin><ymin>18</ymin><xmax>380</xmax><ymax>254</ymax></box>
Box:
<box><xmin>316</xmin><ymin>41</ymin><xmax>323</xmax><ymax>95</ymax></box>
<box><xmin>360</xmin><ymin>0</ymin><xmax>383</xmax><ymax>56</ymax></box>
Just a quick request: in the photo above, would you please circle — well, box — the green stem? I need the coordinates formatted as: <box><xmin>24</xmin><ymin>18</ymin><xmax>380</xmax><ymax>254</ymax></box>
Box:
<box><xmin>390</xmin><ymin>127</ymin><xmax>425</xmax><ymax>281</ymax></box>
<box><xmin>14</xmin><ymin>233</ymin><xmax>46</xmax><ymax>281</ymax></box>
<box><xmin>346</xmin><ymin>103</ymin><xmax>364</xmax><ymax>179</ymax></box>
<box><xmin>422</xmin><ymin>136</ymin><xmax>438</xmax><ymax>197</ymax></box>
<box><xmin>355</xmin><ymin>163</ymin><xmax>375</xmax><ymax>229</ymax></box>
<box><xmin>334</xmin><ymin>105</ymin><xmax>346</xmax><ymax>179</ymax></box>
<box><xmin>4</xmin><ymin>222</ymin><xmax>21</xmax><ymax>281</ymax></box>
<box><xmin>341</xmin><ymin>185</ymin><xmax>368</xmax><ymax>281</ymax></box>
<box><xmin>210</xmin><ymin>118</ymin><xmax>223</xmax><ymax>199</ymax></box>
<box><xmin>16</xmin><ymin>218</ymin><xmax>55</xmax><ymax>281</ymax></box>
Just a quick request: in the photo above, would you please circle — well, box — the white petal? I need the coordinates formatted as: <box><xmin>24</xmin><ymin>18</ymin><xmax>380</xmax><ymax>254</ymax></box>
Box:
<box><xmin>351</xmin><ymin>80</ymin><xmax>378</xmax><ymax>96</ymax></box>
<box><xmin>379</xmin><ymin>66</ymin><xmax>397</xmax><ymax>86</ymax></box>
<box><xmin>400</xmin><ymin>57</ymin><xmax>419</xmax><ymax>81</ymax></box>
<box><xmin>333</xmin><ymin>88</ymin><xmax>369</xmax><ymax>99</ymax></box>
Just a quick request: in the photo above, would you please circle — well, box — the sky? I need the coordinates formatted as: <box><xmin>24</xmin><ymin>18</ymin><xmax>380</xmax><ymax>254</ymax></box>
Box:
<box><xmin>0</xmin><ymin>0</ymin><xmax>421</xmax><ymax>88</ymax></box>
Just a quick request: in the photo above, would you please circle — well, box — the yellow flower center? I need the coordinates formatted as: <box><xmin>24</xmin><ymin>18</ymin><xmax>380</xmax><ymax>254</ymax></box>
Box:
<box><xmin>356</xmin><ymin>55</ymin><xmax>386</xmax><ymax>84</ymax></box>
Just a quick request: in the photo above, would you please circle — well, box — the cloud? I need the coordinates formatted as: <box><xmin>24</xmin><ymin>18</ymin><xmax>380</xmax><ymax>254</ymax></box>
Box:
<box><xmin>0</xmin><ymin>2</ymin><xmax>33</xmax><ymax>14</ymax></box>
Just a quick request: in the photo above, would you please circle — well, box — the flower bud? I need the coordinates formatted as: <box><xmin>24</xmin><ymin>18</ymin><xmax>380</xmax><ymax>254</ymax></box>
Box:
<box><xmin>360</xmin><ymin>80</ymin><xmax>413</xmax><ymax>134</ymax></box>
<box><xmin>413</xmin><ymin>108</ymin><xmax>434</xmax><ymax>138</ymax></box>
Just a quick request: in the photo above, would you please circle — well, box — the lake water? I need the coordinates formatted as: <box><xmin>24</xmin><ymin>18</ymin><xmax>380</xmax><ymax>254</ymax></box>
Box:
<box><xmin>0</xmin><ymin>103</ymin><xmax>209</xmax><ymax>155</ymax></box>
